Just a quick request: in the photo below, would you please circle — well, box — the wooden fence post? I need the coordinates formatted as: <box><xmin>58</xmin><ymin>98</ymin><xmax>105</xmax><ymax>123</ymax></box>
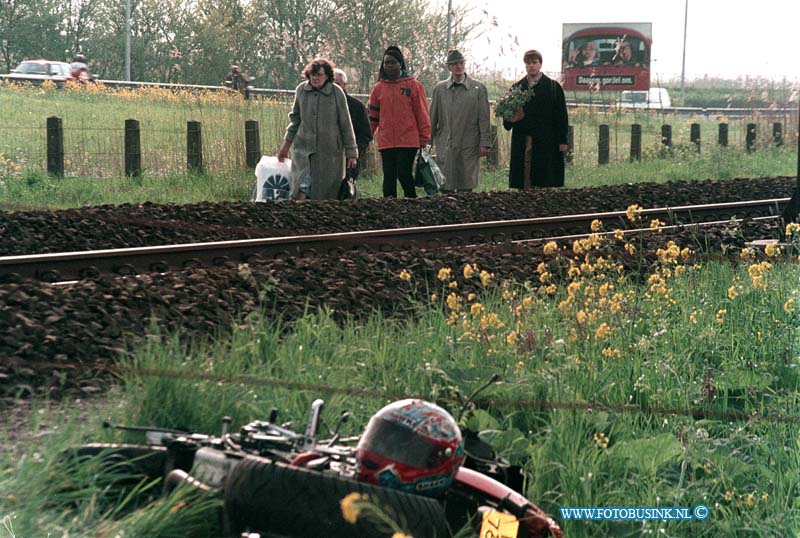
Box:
<box><xmin>690</xmin><ymin>123</ymin><xmax>701</xmax><ymax>153</ymax></box>
<box><xmin>598</xmin><ymin>124</ymin><xmax>609</xmax><ymax>165</ymax></box>
<box><xmin>661</xmin><ymin>124</ymin><xmax>672</xmax><ymax>149</ymax></box>
<box><xmin>187</xmin><ymin>120</ymin><xmax>203</xmax><ymax>173</ymax></box>
<box><xmin>245</xmin><ymin>120</ymin><xmax>261</xmax><ymax>170</ymax></box>
<box><xmin>746</xmin><ymin>123</ymin><xmax>757</xmax><ymax>152</ymax></box>
<box><xmin>566</xmin><ymin>124</ymin><xmax>574</xmax><ymax>165</ymax></box>
<box><xmin>487</xmin><ymin>124</ymin><xmax>499</xmax><ymax>168</ymax></box>
<box><xmin>630</xmin><ymin>123</ymin><xmax>642</xmax><ymax>162</ymax></box>
<box><xmin>124</xmin><ymin>119</ymin><xmax>141</xmax><ymax>177</ymax></box>
<box><xmin>46</xmin><ymin>116</ymin><xmax>64</xmax><ymax>177</ymax></box>
<box><xmin>773</xmin><ymin>122</ymin><xmax>783</xmax><ymax>147</ymax></box>
<box><xmin>718</xmin><ymin>123</ymin><xmax>728</xmax><ymax>147</ymax></box>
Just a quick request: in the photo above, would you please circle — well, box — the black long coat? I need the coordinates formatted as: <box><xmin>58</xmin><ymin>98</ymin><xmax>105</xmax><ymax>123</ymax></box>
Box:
<box><xmin>503</xmin><ymin>74</ymin><xmax>569</xmax><ymax>188</ymax></box>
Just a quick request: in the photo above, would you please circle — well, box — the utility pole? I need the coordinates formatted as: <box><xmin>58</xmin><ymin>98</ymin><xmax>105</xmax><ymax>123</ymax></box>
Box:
<box><xmin>679</xmin><ymin>0</ymin><xmax>688</xmax><ymax>105</ymax></box>
<box><xmin>446</xmin><ymin>0</ymin><xmax>452</xmax><ymax>52</ymax></box>
<box><xmin>125</xmin><ymin>0</ymin><xmax>131</xmax><ymax>81</ymax></box>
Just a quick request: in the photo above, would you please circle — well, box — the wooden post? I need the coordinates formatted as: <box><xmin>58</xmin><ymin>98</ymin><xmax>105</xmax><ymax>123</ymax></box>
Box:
<box><xmin>46</xmin><ymin>116</ymin><xmax>64</xmax><ymax>177</ymax></box>
<box><xmin>630</xmin><ymin>123</ymin><xmax>642</xmax><ymax>162</ymax></box>
<box><xmin>187</xmin><ymin>120</ymin><xmax>203</xmax><ymax>173</ymax></box>
<box><xmin>487</xmin><ymin>124</ymin><xmax>499</xmax><ymax>168</ymax></box>
<box><xmin>566</xmin><ymin>124</ymin><xmax>574</xmax><ymax>165</ymax></box>
<box><xmin>773</xmin><ymin>122</ymin><xmax>783</xmax><ymax>147</ymax></box>
<box><xmin>690</xmin><ymin>123</ymin><xmax>701</xmax><ymax>153</ymax></box>
<box><xmin>598</xmin><ymin>124</ymin><xmax>609</xmax><ymax>165</ymax></box>
<box><xmin>245</xmin><ymin>120</ymin><xmax>261</xmax><ymax>170</ymax></box>
<box><xmin>746</xmin><ymin>123</ymin><xmax>757</xmax><ymax>152</ymax></box>
<box><xmin>124</xmin><ymin>119</ymin><xmax>141</xmax><ymax>177</ymax></box>
<box><xmin>718</xmin><ymin>123</ymin><xmax>728</xmax><ymax>147</ymax></box>
<box><xmin>661</xmin><ymin>124</ymin><xmax>672</xmax><ymax>148</ymax></box>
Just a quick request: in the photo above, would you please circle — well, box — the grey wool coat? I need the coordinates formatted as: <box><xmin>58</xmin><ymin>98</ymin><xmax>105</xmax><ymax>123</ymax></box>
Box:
<box><xmin>429</xmin><ymin>75</ymin><xmax>491</xmax><ymax>190</ymax></box>
<box><xmin>284</xmin><ymin>81</ymin><xmax>358</xmax><ymax>200</ymax></box>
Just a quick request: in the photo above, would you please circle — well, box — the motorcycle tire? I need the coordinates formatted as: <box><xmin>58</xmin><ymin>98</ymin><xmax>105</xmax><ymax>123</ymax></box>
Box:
<box><xmin>223</xmin><ymin>455</ymin><xmax>450</xmax><ymax>538</ymax></box>
<box><xmin>67</xmin><ymin>443</ymin><xmax>167</xmax><ymax>480</ymax></box>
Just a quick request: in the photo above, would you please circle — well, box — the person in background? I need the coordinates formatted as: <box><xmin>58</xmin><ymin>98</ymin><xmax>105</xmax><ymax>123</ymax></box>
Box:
<box><xmin>278</xmin><ymin>58</ymin><xmax>357</xmax><ymax>200</ymax></box>
<box><xmin>368</xmin><ymin>45</ymin><xmax>431</xmax><ymax>198</ymax></box>
<box><xmin>333</xmin><ymin>68</ymin><xmax>373</xmax><ymax>178</ymax></box>
<box><xmin>70</xmin><ymin>53</ymin><xmax>92</xmax><ymax>82</ymax></box>
<box><xmin>613</xmin><ymin>40</ymin><xmax>639</xmax><ymax>66</ymax></box>
<box><xmin>503</xmin><ymin>49</ymin><xmax>568</xmax><ymax>189</ymax></box>
<box><xmin>429</xmin><ymin>49</ymin><xmax>490</xmax><ymax>193</ymax></box>
<box><xmin>225</xmin><ymin>64</ymin><xmax>251</xmax><ymax>99</ymax></box>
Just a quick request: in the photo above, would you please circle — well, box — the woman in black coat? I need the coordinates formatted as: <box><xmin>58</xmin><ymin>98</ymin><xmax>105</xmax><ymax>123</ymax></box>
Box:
<box><xmin>503</xmin><ymin>49</ymin><xmax>569</xmax><ymax>189</ymax></box>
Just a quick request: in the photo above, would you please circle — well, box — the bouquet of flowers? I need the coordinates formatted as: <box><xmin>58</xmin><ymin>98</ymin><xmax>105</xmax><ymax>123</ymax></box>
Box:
<box><xmin>493</xmin><ymin>85</ymin><xmax>535</xmax><ymax>120</ymax></box>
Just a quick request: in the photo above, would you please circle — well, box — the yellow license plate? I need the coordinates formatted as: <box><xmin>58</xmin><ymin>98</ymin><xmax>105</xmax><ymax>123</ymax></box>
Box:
<box><xmin>480</xmin><ymin>509</ymin><xmax>520</xmax><ymax>538</ymax></box>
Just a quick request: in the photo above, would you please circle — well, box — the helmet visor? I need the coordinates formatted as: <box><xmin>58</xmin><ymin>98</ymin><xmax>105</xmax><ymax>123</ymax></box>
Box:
<box><xmin>361</xmin><ymin>418</ymin><xmax>444</xmax><ymax>468</ymax></box>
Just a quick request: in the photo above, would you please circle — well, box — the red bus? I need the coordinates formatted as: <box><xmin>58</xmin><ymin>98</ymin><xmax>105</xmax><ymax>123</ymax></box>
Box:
<box><xmin>561</xmin><ymin>24</ymin><xmax>651</xmax><ymax>92</ymax></box>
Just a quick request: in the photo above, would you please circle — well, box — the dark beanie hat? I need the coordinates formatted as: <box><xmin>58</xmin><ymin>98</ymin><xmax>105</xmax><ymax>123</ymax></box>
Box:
<box><xmin>383</xmin><ymin>46</ymin><xmax>407</xmax><ymax>70</ymax></box>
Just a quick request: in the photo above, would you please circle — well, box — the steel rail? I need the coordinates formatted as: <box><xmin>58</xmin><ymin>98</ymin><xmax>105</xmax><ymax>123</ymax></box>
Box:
<box><xmin>0</xmin><ymin>198</ymin><xmax>787</xmax><ymax>282</ymax></box>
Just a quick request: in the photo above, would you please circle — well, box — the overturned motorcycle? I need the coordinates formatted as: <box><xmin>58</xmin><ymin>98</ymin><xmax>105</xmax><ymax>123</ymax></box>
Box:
<box><xmin>66</xmin><ymin>396</ymin><xmax>563</xmax><ymax>538</ymax></box>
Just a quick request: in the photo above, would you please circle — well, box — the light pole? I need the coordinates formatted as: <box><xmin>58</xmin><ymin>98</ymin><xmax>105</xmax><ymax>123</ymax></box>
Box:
<box><xmin>125</xmin><ymin>0</ymin><xmax>131</xmax><ymax>81</ymax></box>
<box><xmin>679</xmin><ymin>0</ymin><xmax>688</xmax><ymax>105</ymax></box>
<box><xmin>446</xmin><ymin>0</ymin><xmax>452</xmax><ymax>52</ymax></box>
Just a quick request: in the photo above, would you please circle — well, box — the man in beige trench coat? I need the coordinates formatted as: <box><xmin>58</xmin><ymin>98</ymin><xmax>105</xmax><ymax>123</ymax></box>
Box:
<box><xmin>429</xmin><ymin>49</ymin><xmax>491</xmax><ymax>192</ymax></box>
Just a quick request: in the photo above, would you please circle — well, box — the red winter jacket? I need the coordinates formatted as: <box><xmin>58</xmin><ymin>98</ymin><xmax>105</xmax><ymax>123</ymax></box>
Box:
<box><xmin>368</xmin><ymin>74</ymin><xmax>431</xmax><ymax>150</ymax></box>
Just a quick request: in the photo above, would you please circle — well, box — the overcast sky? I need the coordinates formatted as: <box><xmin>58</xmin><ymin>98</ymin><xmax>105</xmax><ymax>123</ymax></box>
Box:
<box><xmin>461</xmin><ymin>0</ymin><xmax>798</xmax><ymax>82</ymax></box>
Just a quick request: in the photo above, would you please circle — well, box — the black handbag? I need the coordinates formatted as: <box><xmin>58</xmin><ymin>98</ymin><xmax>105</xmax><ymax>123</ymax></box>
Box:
<box><xmin>337</xmin><ymin>167</ymin><xmax>357</xmax><ymax>200</ymax></box>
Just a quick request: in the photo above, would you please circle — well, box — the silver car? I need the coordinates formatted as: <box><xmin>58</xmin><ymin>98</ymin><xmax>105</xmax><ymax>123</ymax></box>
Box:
<box><xmin>4</xmin><ymin>60</ymin><xmax>75</xmax><ymax>86</ymax></box>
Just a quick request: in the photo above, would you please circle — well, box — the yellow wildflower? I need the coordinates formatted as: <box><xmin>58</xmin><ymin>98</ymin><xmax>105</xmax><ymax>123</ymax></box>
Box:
<box><xmin>430</xmin><ymin>293</ymin><xmax>438</xmax><ymax>303</ymax></box>
<box><xmin>463</xmin><ymin>263</ymin><xmax>476</xmax><ymax>279</ymax></box>
<box><xmin>786</xmin><ymin>222</ymin><xmax>800</xmax><ymax>237</ymax></box>
<box><xmin>764</xmin><ymin>242</ymin><xmax>780</xmax><ymax>258</ymax></box>
<box><xmin>785</xmin><ymin>298</ymin><xmax>795</xmax><ymax>314</ymax></box>
<box><xmin>392</xmin><ymin>533</ymin><xmax>414</xmax><ymax>538</ymax></box>
<box><xmin>624</xmin><ymin>243</ymin><xmax>636</xmax><ymax>255</ymax></box>
<box><xmin>727</xmin><ymin>286</ymin><xmax>738</xmax><ymax>300</ymax></box>
<box><xmin>576</xmin><ymin>310</ymin><xmax>588</xmax><ymax>325</ymax></box>
<box><xmin>739</xmin><ymin>248</ymin><xmax>755</xmax><ymax>260</ymax></box>
<box><xmin>703</xmin><ymin>462</ymin><xmax>713</xmax><ymax>474</ymax></box>
<box><xmin>446</xmin><ymin>293</ymin><xmax>460</xmax><ymax>311</ymax></box>
<box><xmin>536</xmin><ymin>261</ymin><xmax>548</xmax><ymax>274</ymax></box>
<box><xmin>470</xmin><ymin>303</ymin><xmax>484</xmax><ymax>317</ymax></box>
<box><xmin>590</xmin><ymin>219</ymin><xmax>603</xmax><ymax>232</ymax></box>
<box><xmin>340</xmin><ymin>492</ymin><xmax>367</xmax><ymax>524</ymax></box>
<box><xmin>543</xmin><ymin>241</ymin><xmax>559</xmax><ymax>255</ymax></box>
<box><xmin>716</xmin><ymin>309</ymin><xmax>727</xmax><ymax>324</ymax></box>
<box><xmin>690</xmin><ymin>310</ymin><xmax>698</xmax><ymax>324</ymax></box>
<box><xmin>724</xmin><ymin>490</ymin><xmax>734</xmax><ymax>502</ymax></box>
<box><xmin>539</xmin><ymin>271</ymin><xmax>551</xmax><ymax>283</ymax></box>
<box><xmin>170</xmin><ymin>501</ymin><xmax>188</xmax><ymax>513</ymax></box>
<box><xmin>593</xmin><ymin>432</ymin><xmax>609</xmax><ymax>449</ymax></box>
<box><xmin>449</xmin><ymin>281</ymin><xmax>458</xmax><ymax>289</ymax></box>
<box><xmin>572</xmin><ymin>239</ymin><xmax>585</xmax><ymax>255</ymax></box>
<box><xmin>506</xmin><ymin>331</ymin><xmax>518</xmax><ymax>346</ymax></box>
<box><xmin>543</xmin><ymin>284</ymin><xmax>557</xmax><ymax>295</ymax></box>
<box><xmin>761</xmin><ymin>492</ymin><xmax>769</xmax><ymax>501</ymax></box>
<box><xmin>745</xmin><ymin>493</ymin><xmax>756</xmax><ymax>507</ymax></box>
<box><xmin>626</xmin><ymin>204</ymin><xmax>642</xmax><ymax>222</ymax></box>
<box><xmin>614</xmin><ymin>229</ymin><xmax>625</xmax><ymax>241</ymax></box>
<box><xmin>595</xmin><ymin>322</ymin><xmax>612</xmax><ymax>339</ymax></box>
<box><xmin>467</xmin><ymin>293</ymin><xmax>476</xmax><ymax>301</ymax></box>
<box><xmin>438</xmin><ymin>267</ymin><xmax>452</xmax><ymax>281</ymax></box>
<box><xmin>480</xmin><ymin>270</ymin><xmax>493</xmax><ymax>286</ymax></box>
<box><xmin>649</xmin><ymin>218</ymin><xmax>665</xmax><ymax>230</ymax></box>
<box><xmin>398</xmin><ymin>269</ymin><xmax>412</xmax><ymax>282</ymax></box>
<box><xmin>502</xmin><ymin>289</ymin><xmax>513</xmax><ymax>300</ymax></box>
<box><xmin>522</xmin><ymin>296</ymin><xmax>533</xmax><ymax>308</ymax></box>
<box><xmin>568</xmin><ymin>266</ymin><xmax>581</xmax><ymax>278</ymax></box>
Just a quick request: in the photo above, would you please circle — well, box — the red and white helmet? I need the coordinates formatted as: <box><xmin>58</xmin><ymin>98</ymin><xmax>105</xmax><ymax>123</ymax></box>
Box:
<box><xmin>356</xmin><ymin>399</ymin><xmax>465</xmax><ymax>497</ymax></box>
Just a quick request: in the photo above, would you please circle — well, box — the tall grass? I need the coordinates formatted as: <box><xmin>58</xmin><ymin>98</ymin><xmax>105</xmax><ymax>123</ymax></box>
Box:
<box><xmin>1</xmin><ymin>82</ymin><xmax>796</xmax><ymax>186</ymax></box>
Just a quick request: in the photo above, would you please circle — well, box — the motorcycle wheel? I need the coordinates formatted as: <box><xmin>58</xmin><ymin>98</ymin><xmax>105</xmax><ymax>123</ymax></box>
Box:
<box><xmin>67</xmin><ymin>443</ymin><xmax>167</xmax><ymax>480</ymax></box>
<box><xmin>223</xmin><ymin>455</ymin><xmax>450</xmax><ymax>538</ymax></box>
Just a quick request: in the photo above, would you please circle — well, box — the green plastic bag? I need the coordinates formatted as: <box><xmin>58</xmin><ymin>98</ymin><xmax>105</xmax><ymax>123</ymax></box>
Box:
<box><xmin>414</xmin><ymin>147</ymin><xmax>446</xmax><ymax>195</ymax></box>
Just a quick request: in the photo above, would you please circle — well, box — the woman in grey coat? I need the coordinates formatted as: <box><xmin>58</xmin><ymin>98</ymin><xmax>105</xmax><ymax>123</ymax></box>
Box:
<box><xmin>278</xmin><ymin>58</ymin><xmax>358</xmax><ymax>200</ymax></box>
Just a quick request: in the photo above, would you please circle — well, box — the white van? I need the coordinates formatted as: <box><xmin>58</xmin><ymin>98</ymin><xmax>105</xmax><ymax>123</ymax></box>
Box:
<box><xmin>619</xmin><ymin>87</ymin><xmax>671</xmax><ymax>109</ymax></box>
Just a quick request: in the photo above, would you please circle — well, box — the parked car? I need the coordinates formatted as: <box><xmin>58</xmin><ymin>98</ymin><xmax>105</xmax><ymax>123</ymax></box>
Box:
<box><xmin>619</xmin><ymin>87</ymin><xmax>671</xmax><ymax>109</ymax></box>
<box><xmin>3</xmin><ymin>60</ymin><xmax>76</xmax><ymax>86</ymax></box>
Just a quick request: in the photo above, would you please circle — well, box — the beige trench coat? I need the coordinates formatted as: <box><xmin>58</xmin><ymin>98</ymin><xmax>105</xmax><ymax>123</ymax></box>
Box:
<box><xmin>284</xmin><ymin>81</ymin><xmax>358</xmax><ymax>200</ymax></box>
<box><xmin>429</xmin><ymin>75</ymin><xmax>491</xmax><ymax>190</ymax></box>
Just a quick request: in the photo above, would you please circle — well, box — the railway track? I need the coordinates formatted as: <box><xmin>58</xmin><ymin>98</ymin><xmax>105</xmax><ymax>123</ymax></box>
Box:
<box><xmin>0</xmin><ymin>198</ymin><xmax>787</xmax><ymax>282</ymax></box>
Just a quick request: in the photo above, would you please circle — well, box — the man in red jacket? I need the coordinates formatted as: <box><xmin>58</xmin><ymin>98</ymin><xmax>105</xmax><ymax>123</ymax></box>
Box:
<box><xmin>368</xmin><ymin>46</ymin><xmax>431</xmax><ymax>198</ymax></box>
